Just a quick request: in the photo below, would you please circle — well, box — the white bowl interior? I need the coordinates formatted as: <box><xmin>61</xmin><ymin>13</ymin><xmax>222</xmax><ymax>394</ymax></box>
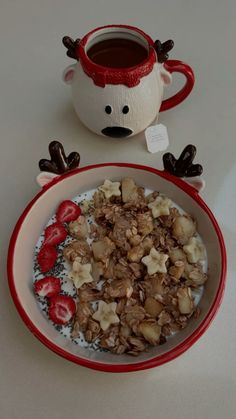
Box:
<box><xmin>11</xmin><ymin>166</ymin><xmax>223</xmax><ymax>366</ymax></box>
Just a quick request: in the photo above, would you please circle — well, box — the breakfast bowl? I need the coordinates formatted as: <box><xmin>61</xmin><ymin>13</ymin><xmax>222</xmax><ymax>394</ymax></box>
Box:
<box><xmin>7</xmin><ymin>144</ymin><xmax>226</xmax><ymax>372</ymax></box>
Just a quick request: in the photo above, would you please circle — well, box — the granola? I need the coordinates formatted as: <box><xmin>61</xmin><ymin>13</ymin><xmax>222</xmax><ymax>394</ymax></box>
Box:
<box><xmin>34</xmin><ymin>177</ymin><xmax>208</xmax><ymax>355</ymax></box>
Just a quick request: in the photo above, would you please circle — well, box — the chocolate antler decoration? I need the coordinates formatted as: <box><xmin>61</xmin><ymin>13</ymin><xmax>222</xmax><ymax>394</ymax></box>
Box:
<box><xmin>39</xmin><ymin>141</ymin><xmax>80</xmax><ymax>174</ymax></box>
<box><xmin>163</xmin><ymin>145</ymin><xmax>203</xmax><ymax>177</ymax></box>
<box><xmin>62</xmin><ymin>36</ymin><xmax>80</xmax><ymax>60</ymax></box>
<box><xmin>154</xmin><ymin>40</ymin><xmax>174</xmax><ymax>63</ymax></box>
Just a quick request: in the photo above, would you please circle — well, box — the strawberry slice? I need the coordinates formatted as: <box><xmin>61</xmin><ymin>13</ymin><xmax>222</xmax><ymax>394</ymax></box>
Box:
<box><xmin>56</xmin><ymin>200</ymin><xmax>81</xmax><ymax>223</ymax></box>
<box><xmin>43</xmin><ymin>222</ymin><xmax>67</xmax><ymax>246</ymax></box>
<box><xmin>48</xmin><ymin>295</ymin><xmax>76</xmax><ymax>325</ymax></box>
<box><xmin>34</xmin><ymin>276</ymin><xmax>61</xmax><ymax>297</ymax></box>
<box><xmin>37</xmin><ymin>245</ymin><xmax>58</xmax><ymax>273</ymax></box>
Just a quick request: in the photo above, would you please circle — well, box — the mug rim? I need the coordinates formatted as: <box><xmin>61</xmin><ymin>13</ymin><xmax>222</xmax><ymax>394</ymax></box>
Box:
<box><xmin>78</xmin><ymin>24</ymin><xmax>157</xmax><ymax>88</ymax></box>
<box><xmin>7</xmin><ymin>163</ymin><xmax>227</xmax><ymax>372</ymax></box>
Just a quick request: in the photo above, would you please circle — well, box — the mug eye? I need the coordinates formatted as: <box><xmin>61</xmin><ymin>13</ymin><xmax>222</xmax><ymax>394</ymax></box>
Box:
<box><xmin>105</xmin><ymin>105</ymin><xmax>112</xmax><ymax>114</ymax></box>
<box><xmin>122</xmin><ymin>105</ymin><xmax>129</xmax><ymax>114</ymax></box>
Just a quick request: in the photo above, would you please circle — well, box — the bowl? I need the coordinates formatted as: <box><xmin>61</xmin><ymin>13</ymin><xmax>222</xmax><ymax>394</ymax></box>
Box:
<box><xmin>7</xmin><ymin>163</ymin><xmax>226</xmax><ymax>372</ymax></box>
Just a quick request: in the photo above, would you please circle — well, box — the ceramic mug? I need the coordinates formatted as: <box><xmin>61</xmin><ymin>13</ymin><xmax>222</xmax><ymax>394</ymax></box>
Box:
<box><xmin>63</xmin><ymin>25</ymin><xmax>195</xmax><ymax>138</ymax></box>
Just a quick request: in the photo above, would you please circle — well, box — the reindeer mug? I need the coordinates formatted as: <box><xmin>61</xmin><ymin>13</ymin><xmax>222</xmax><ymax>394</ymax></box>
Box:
<box><xmin>62</xmin><ymin>25</ymin><xmax>195</xmax><ymax>138</ymax></box>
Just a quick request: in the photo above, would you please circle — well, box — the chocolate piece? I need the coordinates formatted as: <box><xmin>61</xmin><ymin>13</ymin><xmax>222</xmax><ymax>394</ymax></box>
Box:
<box><xmin>154</xmin><ymin>40</ymin><xmax>174</xmax><ymax>63</ymax></box>
<box><xmin>185</xmin><ymin>164</ymin><xmax>203</xmax><ymax>177</ymax></box>
<box><xmin>38</xmin><ymin>159</ymin><xmax>58</xmax><ymax>174</ymax></box>
<box><xmin>162</xmin><ymin>145</ymin><xmax>203</xmax><ymax>178</ymax></box>
<box><xmin>39</xmin><ymin>141</ymin><xmax>80</xmax><ymax>174</ymax></box>
<box><xmin>49</xmin><ymin>141</ymin><xmax>68</xmax><ymax>173</ymax></box>
<box><xmin>62</xmin><ymin>36</ymin><xmax>80</xmax><ymax>60</ymax></box>
<box><xmin>174</xmin><ymin>145</ymin><xmax>196</xmax><ymax>177</ymax></box>
<box><xmin>163</xmin><ymin>152</ymin><xmax>177</xmax><ymax>174</ymax></box>
<box><xmin>67</xmin><ymin>151</ymin><xmax>81</xmax><ymax>170</ymax></box>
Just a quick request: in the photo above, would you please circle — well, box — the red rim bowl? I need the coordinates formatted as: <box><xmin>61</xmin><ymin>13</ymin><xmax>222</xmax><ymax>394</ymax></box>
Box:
<box><xmin>7</xmin><ymin>163</ymin><xmax>227</xmax><ymax>372</ymax></box>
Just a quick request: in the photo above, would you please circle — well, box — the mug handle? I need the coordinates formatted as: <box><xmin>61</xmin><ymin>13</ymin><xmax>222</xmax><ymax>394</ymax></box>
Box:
<box><xmin>160</xmin><ymin>60</ymin><xmax>195</xmax><ymax>112</ymax></box>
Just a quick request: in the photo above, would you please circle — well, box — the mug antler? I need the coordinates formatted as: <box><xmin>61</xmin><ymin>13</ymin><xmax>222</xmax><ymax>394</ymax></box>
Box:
<box><xmin>154</xmin><ymin>40</ymin><xmax>174</xmax><ymax>63</ymax></box>
<box><xmin>62</xmin><ymin>36</ymin><xmax>80</xmax><ymax>60</ymax></box>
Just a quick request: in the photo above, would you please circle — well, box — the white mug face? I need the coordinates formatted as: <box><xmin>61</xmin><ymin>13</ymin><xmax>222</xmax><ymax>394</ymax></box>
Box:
<box><xmin>64</xmin><ymin>63</ymin><xmax>171</xmax><ymax>137</ymax></box>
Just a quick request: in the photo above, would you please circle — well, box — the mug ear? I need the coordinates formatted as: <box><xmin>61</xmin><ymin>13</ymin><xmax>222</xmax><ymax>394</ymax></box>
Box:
<box><xmin>160</xmin><ymin>66</ymin><xmax>172</xmax><ymax>85</ymax></box>
<box><xmin>63</xmin><ymin>64</ymin><xmax>76</xmax><ymax>84</ymax></box>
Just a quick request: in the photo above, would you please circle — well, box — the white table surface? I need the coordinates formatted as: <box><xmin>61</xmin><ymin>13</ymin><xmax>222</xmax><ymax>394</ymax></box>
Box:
<box><xmin>1</xmin><ymin>0</ymin><xmax>236</xmax><ymax>418</ymax></box>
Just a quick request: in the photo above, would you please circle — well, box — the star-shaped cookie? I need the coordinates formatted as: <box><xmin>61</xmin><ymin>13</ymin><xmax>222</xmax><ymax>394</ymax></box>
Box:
<box><xmin>92</xmin><ymin>301</ymin><xmax>120</xmax><ymax>331</ymax></box>
<box><xmin>148</xmin><ymin>196</ymin><xmax>172</xmax><ymax>218</ymax></box>
<box><xmin>141</xmin><ymin>248</ymin><xmax>169</xmax><ymax>275</ymax></box>
<box><xmin>183</xmin><ymin>237</ymin><xmax>206</xmax><ymax>263</ymax></box>
<box><xmin>99</xmin><ymin>179</ymin><xmax>121</xmax><ymax>199</ymax></box>
<box><xmin>68</xmin><ymin>258</ymin><xmax>93</xmax><ymax>289</ymax></box>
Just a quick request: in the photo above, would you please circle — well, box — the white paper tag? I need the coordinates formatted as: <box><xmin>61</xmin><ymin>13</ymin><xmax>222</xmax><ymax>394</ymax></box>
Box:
<box><xmin>145</xmin><ymin>123</ymin><xmax>169</xmax><ymax>153</ymax></box>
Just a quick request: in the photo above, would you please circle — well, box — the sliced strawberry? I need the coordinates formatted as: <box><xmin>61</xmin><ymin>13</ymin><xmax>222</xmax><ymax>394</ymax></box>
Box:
<box><xmin>37</xmin><ymin>245</ymin><xmax>58</xmax><ymax>273</ymax></box>
<box><xmin>34</xmin><ymin>276</ymin><xmax>61</xmax><ymax>297</ymax></box>
<box><xmin>56</xmin><ymin>200</ymin><xmax>81</xmax><ymax>223</ymax></box>
<box><xmin>48</xmin><ymin>295</ymin><xmax>76</xmax><ymax>325</ymax></box>
<box><xmin>43</xmin><ymin>222</ymin><xmax>67</xmax><ymax>246</ymax></box>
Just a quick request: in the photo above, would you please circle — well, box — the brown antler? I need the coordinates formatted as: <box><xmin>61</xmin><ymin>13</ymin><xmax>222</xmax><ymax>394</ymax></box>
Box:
<box><xmin>62</xmin><ymin>36</ymin><xmax>80</xmax><ymax>60</ymax></box>
<box><xmin>154</xmin><ymin>40</ymin><xmax>174</xmax><ymax>63</ymax></box>
<box><xmin>163</xmin><ymin>145</ymin><xmax>203</xmax><ymax>177</ymax></box>
<box><xmin>39</xmin><ymin>141</ymin><xmax>80</xmax><ymax>174</ymax></box>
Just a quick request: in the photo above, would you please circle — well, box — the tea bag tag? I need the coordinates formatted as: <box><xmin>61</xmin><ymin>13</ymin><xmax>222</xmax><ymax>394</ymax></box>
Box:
<box><xmin>145</xmin><ymin>123</ymin><xmax>169</xmax><ymax>153</ymax></box>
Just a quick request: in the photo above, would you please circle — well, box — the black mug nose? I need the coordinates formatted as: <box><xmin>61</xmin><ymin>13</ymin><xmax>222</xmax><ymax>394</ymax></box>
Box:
<box><xmin>102</xmin><ymin>126</ymin><xmax>133</xmax><ymax>138</ymax></box>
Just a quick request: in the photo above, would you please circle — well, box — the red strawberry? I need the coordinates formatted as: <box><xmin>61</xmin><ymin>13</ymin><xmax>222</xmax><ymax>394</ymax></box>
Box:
<box><xmin>56</xmin><ymin>200</ymin><xmax>81</xmax><ymax>223</ymax></box>
<box><xmin>48</xmin><ymin>295</ymin><xmax>76</xmax><ymax>325</ymax></box>
<box><xmin>34</xmin><ymin>276</ymin><xmax>61</xmax><ymax>297</ymax></box>
<box><xmin>43</xmin><ymin>222</ymin><xmax>67</xmax><ymax>246</ymax></box>
<box><xmin>37</xmin><ymin>245</ymin><xmax>58</xmax><ymax>273</ymax></box>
